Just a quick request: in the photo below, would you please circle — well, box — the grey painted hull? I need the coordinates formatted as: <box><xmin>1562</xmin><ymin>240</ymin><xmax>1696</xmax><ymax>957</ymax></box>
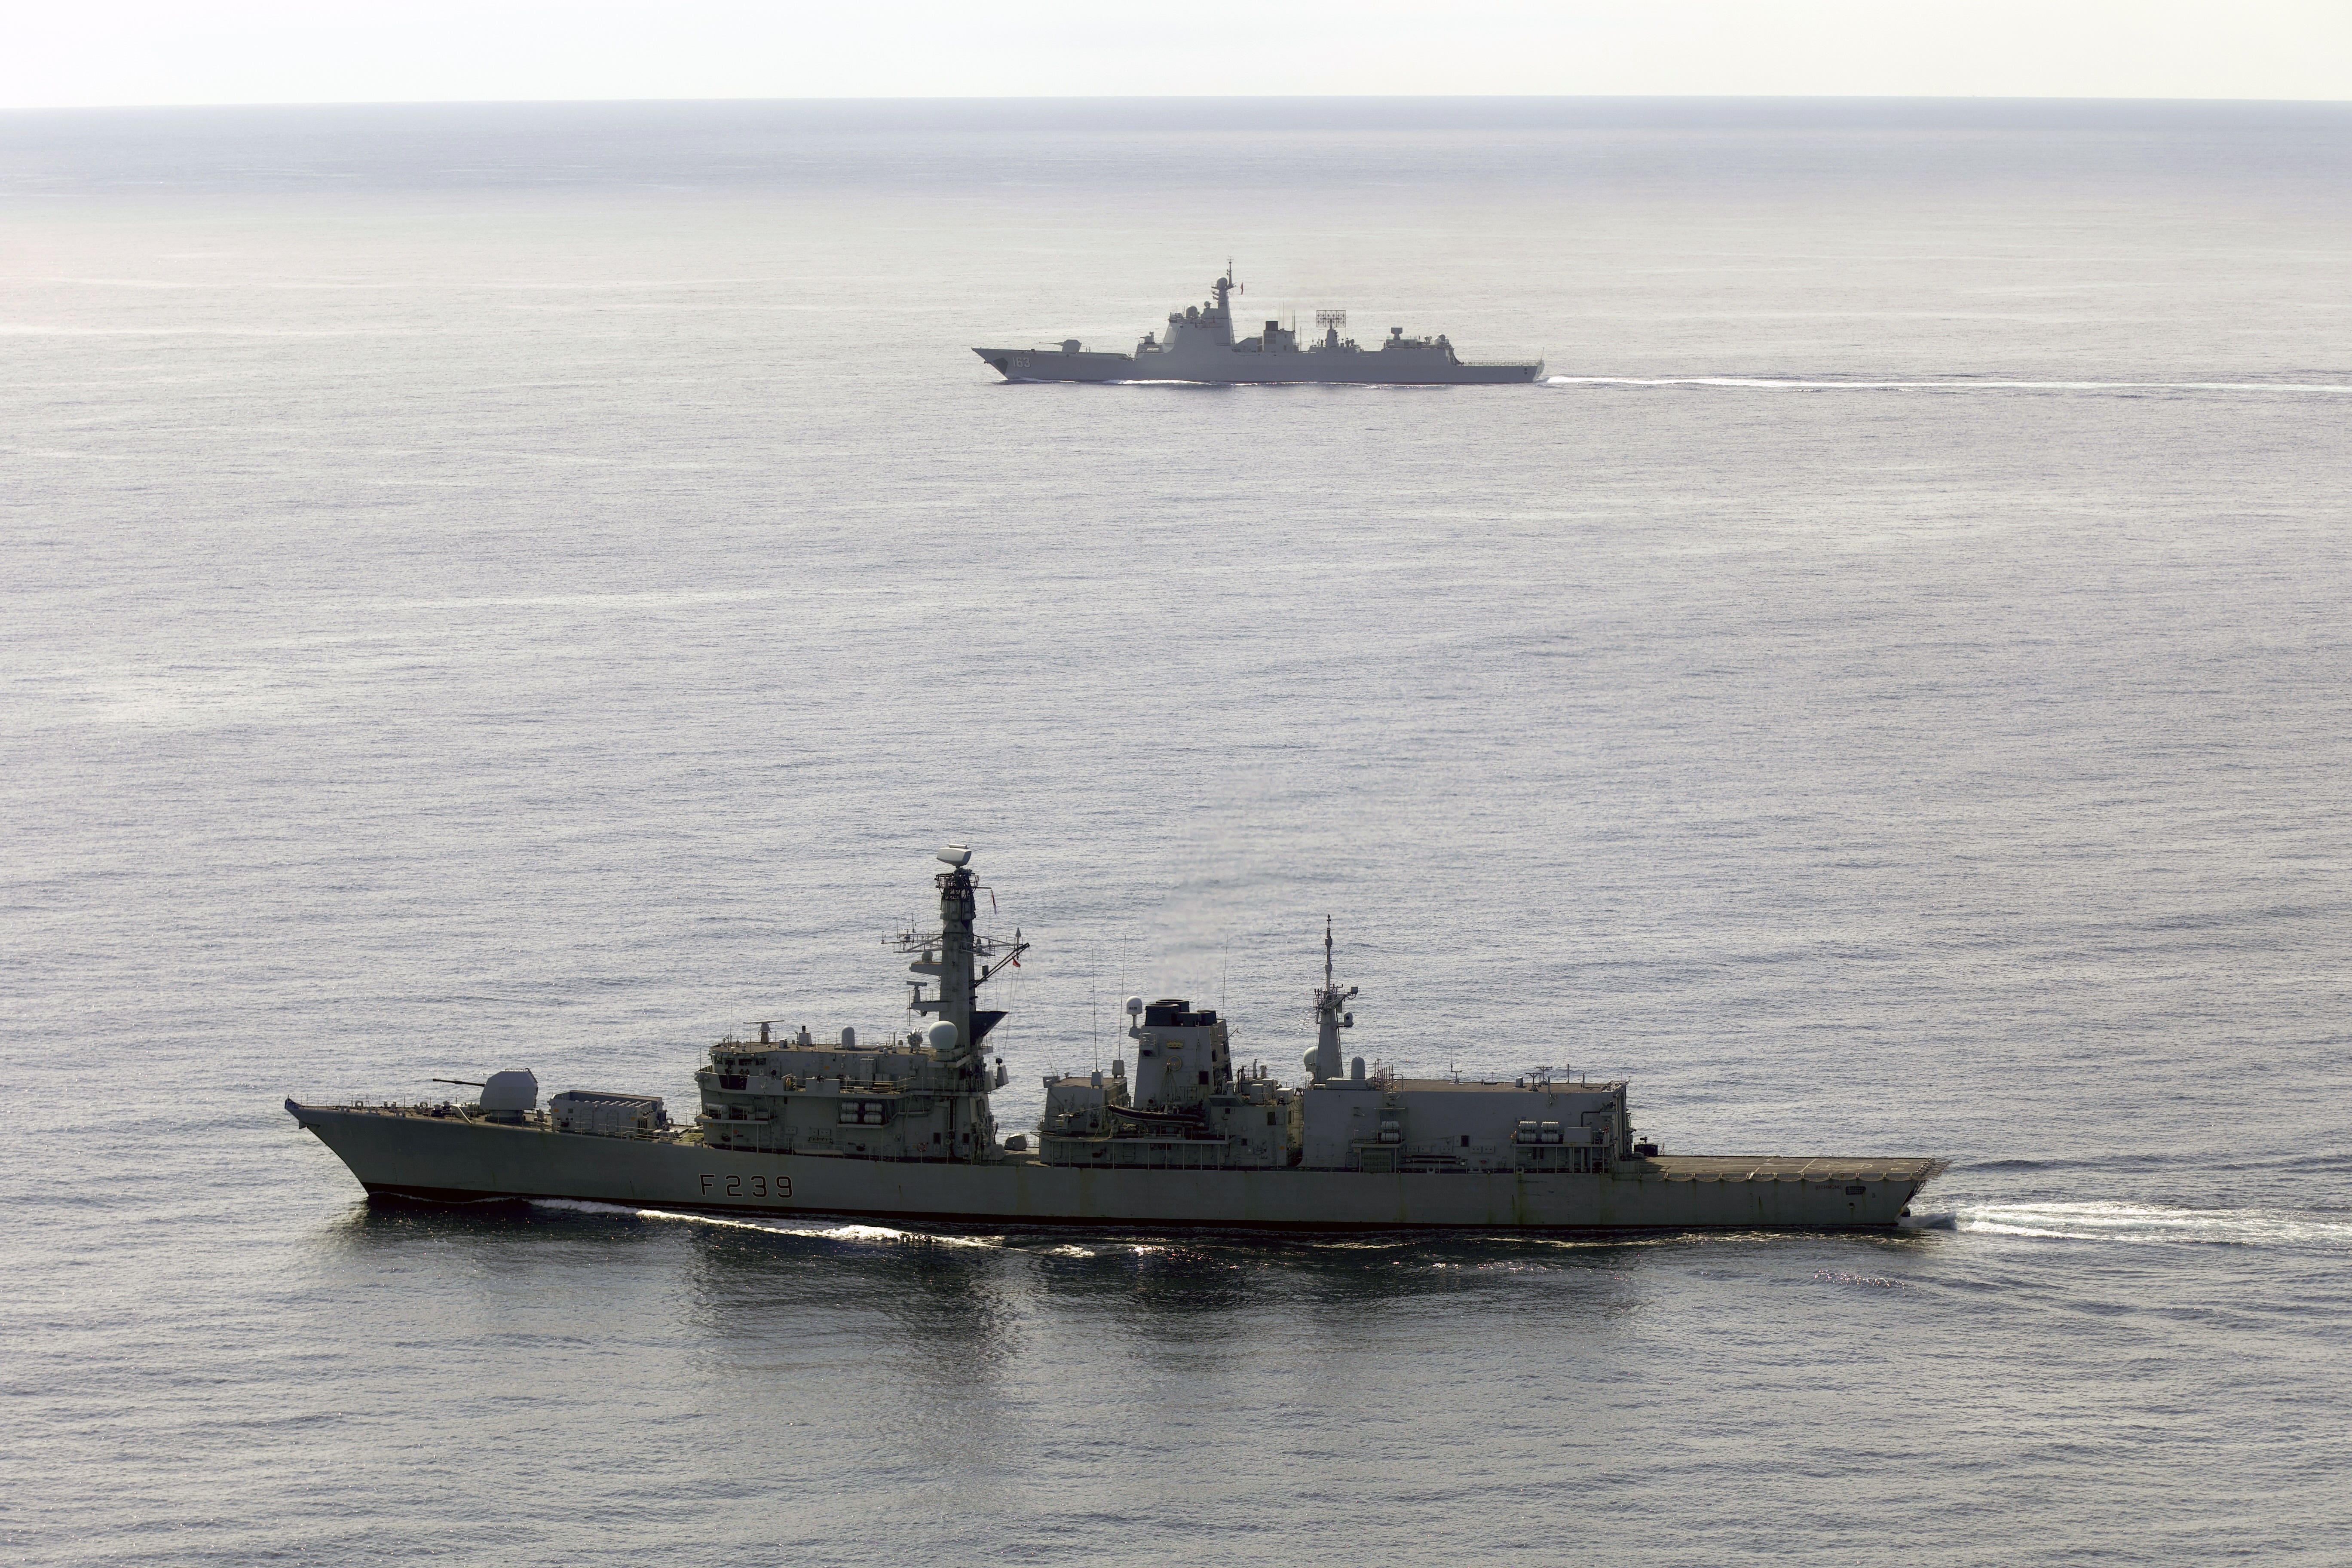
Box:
<box><xmin>972</xmin><ymin>347</ymin><xmax>1544</xmax><ymax>386</ymax></box>
<box><xmin>289</xmin><ymin>1104</ymin><xmax>1941</xmax><ymax>1231</ymax></box>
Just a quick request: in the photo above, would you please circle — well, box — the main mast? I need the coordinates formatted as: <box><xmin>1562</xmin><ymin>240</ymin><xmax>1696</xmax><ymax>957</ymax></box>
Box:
<box><xmin>1206</xmin><ymin>264</ymin><xmax>1240</xmax><ymax>347</ymax></box>
<box><xmin>898</xmin><ymin>843</ymin><xmax>1026</xmax><ymax>1073</ymax></box>
<box><xmin>1307</xmin><ymin>916</ymin><xmax>1356</xmax><ymax>1083</ymax></box>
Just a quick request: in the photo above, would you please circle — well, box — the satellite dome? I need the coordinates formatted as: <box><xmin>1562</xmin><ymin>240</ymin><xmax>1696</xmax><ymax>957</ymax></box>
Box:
<box><xmin>925</xmin><ymin>1020</ymin><xmax>960</xmax><ymax>1053</ymax></box>
<box><xmin>937</xmin><ymin>844</ymin><xmax>971</xmax><ymax>867</ymax></box>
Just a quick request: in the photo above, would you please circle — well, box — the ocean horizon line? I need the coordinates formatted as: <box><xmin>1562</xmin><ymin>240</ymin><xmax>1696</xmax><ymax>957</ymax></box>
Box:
<box><xmin>6</xmin><ymin>93</ymin><xmax>2351</xmax><ymax>122</ymax></box>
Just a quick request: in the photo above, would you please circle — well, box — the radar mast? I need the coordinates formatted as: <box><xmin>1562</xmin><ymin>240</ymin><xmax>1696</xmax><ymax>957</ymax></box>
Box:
<box><xmin>894</xmin><ymin>843</ymin><xmax>1027</xmax><ymax>1069</ymax></box>
<box><xmin>1307</xmin><ymin>916</ymin><xmax>1356</xmax><ymax>1083</ymax></box>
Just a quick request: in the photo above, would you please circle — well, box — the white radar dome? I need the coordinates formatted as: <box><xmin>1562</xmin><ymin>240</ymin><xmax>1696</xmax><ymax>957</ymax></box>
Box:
<box><xmin>937</xmin><ymin>844</ymin><xmax>971</xmax><ymax>867</ymax></box>
<box><xmin>1125</xmin><ymin>995</ymin><xmax>1145</xmax><ymax>1016</ymax></box>
<box><xmin>925</xmin><ymin>1020</ymin><xmax>960</xmax><ymax>1053</ymax></box>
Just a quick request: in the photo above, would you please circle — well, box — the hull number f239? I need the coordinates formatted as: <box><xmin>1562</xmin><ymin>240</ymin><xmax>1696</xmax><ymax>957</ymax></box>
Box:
<box><xmin>700</xmin><ymin>1173</ymin><xmax>791</xmax><ymax>1200</ymax></box>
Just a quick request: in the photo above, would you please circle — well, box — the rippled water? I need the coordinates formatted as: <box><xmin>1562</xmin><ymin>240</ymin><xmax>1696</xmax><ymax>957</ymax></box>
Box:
<box><xmin>4</xmin><ymin>99</ymin><xmax>2351</xmax><ymax>1565</ymax></box>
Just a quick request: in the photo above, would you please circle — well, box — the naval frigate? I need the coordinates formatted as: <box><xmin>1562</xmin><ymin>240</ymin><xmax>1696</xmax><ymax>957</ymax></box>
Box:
<box><xmin>973</xmin><ymin>268</ymin><xmax>1544</xmax><ymax>386</ymax></box>
<box><xmin>287</xmin><ymin>845</ymin><xmax>1946</xmax><ymax>1230</ymax></box>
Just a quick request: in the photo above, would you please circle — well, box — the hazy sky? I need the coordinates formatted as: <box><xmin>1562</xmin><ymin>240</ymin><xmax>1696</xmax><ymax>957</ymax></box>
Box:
<box><xmin>6</xmin><ymin>1</ymin><xmax>2348</xmax><ymax>109</ymax></box>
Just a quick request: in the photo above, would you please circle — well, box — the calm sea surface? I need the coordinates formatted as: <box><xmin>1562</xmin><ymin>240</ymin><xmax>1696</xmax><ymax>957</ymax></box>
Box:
<box><xmin>4</xmin><ymin>99</ymin><xmax>2351</xmax><ymax>1565</ymax></box>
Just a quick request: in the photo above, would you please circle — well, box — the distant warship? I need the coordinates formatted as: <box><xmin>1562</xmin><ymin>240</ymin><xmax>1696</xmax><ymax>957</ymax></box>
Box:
<box><xmin>973</xmin><ymin>267</ymin><xmax>1544</xmax><ymax>385</ymax></box>
<box><xmin>288</xmin><ymin>846</ymin><xmax>1944</xmax><ymax>1230</ymax></box>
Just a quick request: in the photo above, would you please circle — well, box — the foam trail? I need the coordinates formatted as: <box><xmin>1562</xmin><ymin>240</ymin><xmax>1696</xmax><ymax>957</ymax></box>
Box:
<box><xmin>1544</xmin><ymin>376</ymin><xmax>2352</xmax><ymax>393</ymax></box>
<box><xmin>1957</xmin><ymin>1201</ymin><xmax>2352</xmax><ymax>1249</ymax></box>
<box><xmin>530</xmin><ymin>1198</ymin><xmax>1005</xmax><ymax>1247</ymax></box>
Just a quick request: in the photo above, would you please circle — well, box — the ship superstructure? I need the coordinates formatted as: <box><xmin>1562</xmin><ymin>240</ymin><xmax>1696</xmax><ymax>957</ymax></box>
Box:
<box><xmin>288</xmin><ymin>845</ymin><xmax>1945</xmax><ymax>1230</ymax></box>
<box><xmin>973</xmin><ymin>267</ymin><xmax>1543</xmax><ymax>386</ymax></box>
<box><xmin>694</xmin><ymin>845</ymin><xmax>1020</xmax><ymax>1164</ymax></box>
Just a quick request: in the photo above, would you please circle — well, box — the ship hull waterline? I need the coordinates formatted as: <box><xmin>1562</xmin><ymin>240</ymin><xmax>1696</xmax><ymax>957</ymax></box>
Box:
<box><xmin>290</xmin><ymin>1104</ymin><xmax>1939</xmax><ymax>1232</ymax></box>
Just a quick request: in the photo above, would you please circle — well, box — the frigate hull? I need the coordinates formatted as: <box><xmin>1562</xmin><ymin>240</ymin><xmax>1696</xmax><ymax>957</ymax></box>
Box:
<box><xmin>285</xmin><ymin>844</ymin><xmax>1950</xmax><ymax>1234</ymax></box>
<box><xmin>973</xmin><ymin>347</ymin><xmax>1544</xmax><ymax>386</ymax></box>
<box><xmin>289</xmin><ymin>1104</ymin><xmax>1941</xmax><ymax>1231</ymax></box>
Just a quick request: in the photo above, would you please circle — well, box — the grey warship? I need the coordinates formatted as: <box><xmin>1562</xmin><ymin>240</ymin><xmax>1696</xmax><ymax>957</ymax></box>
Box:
<box><xmin>287</xmin><ymin>845</ymin><xmax>1945</xmax><ymax>1230</ymax></box>
<box><xmin>973</xmin><ymin>268</ymin><xmax>1544</xmax><ymax>385</ymax></box>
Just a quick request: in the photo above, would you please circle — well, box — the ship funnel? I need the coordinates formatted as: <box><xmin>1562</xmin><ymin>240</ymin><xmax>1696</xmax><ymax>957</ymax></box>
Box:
<box><xmin>937</xmin><ymin>843</ymin><xmax>971</xmax><ymax>867</ymax></box>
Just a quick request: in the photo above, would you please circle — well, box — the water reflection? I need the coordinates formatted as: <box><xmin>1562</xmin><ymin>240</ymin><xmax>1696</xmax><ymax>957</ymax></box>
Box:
<box><xmin>323</xmin><ymin>1195</ymin><xmax>673</xmax><ymax>1255</ymax></box>
<box><xmin>322</xmin><ymin>1194</ymin><xmax>1751</xmax><ymax>1331</ymax></box>
<box><xmin>306</xmin><ymin>1198</ymin><xmax>1934</xmax><ymax>1509</ymax></box>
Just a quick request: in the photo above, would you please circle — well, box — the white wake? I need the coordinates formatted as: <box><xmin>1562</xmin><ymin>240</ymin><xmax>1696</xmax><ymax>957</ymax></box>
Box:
<box><xmin>1955</xmin><ymin>1200</ymin><xmax>2352</xmax><ymax>1249</ymax></box>
<box><xmin>528</xmin><ymin>1198</ymin><xmax>1006</xmax><ymax>1248</ymax></box>
<box><xmin>1544</xmin><ymin>376</ymin><xmax>2352</xmax><ymax>393</ymax></box>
